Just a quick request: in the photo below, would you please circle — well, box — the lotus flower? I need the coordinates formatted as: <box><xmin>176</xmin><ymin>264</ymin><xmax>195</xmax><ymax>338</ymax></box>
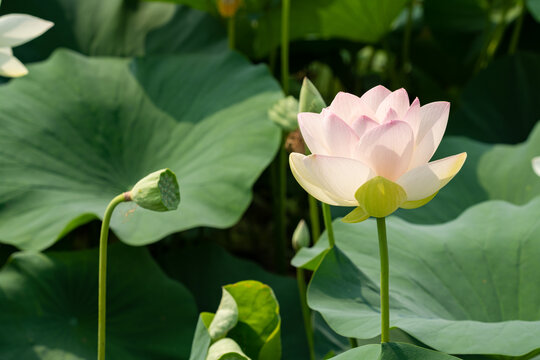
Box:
<box><xmin>290</xmin><ymin>86</ymin><xmax>467</xmax><ymax>222</ymax></box>
<box><xmin>533</xmin><ymin>157</ymin><xmax>540</xmax><ymax>177</ymax></box>
<box><xmin>0</xmin><ymin>13</ymin><xmax>53</xmax><ymax>77</ymax></box>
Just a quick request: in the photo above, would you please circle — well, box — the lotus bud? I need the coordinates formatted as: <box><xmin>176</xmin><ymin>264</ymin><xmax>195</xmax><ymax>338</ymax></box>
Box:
<box><xmin>269</xmin><ymin>96</ymin><xmax>299</xmax><ymax>132</ymax></box>
<box><xmin>533</xmin><ymin>157</ymin><xmax>540</xmax><ymax>176</ymax></box>
<box><xmin>217</xmin><ymin>0</ymin><xmax>242</xmax><ymax>18</ymax></box>
<box><xmin>127</xmin><ymin>169</ymin><xmax>180</xmax><ymax>212</ymax></box>
<box><xmin>292</xmin><ymin>219</ymin><xmax>310</xmax><ymax>251</ymax></box>
<box><xmin>299</xmin><ymin>77</ymin><xmax>326</xmax><ymax>113</ymax></box>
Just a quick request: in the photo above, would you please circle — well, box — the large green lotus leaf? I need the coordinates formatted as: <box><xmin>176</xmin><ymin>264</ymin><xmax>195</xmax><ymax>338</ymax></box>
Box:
<box><xmin>331</xmin><ymin>343</ymin><xmax>460</xmax><ymax>360</ymax></box>
<box><xmin>0</xmin><ymin>0</ymin><xmax>224</xmax><ymax>61</ymax></box>
<box><xmin>151</xmin><ymin>0</ymin><xmax>407</xmax><ymax>58</ymax></box>
<box><xmin>308</xmin><ymin>198</ymin><xmax>540</xmax><ymax>357</ymax></box>
<box><xmin>526</xmin><ymin>0</ymin><xmax>540</xmax><ymax>22</ymax></box>
<box><xmin>0</xmin><ymin>49</ymin><xmax>281</xmax><ymax>250</ymax></box>
<box><xmin>0</xmin><ymin>242</ymin><xmax>198</xmax><ymax>359</ymax></box>
<box><xmin>450</xmin><ymin>53</ymin><xmax>540</xmax><ymax>143</ymax></box>
<box><xmin>155</xmin><ymin>240</ymin><xmax>352</xmax><ymax>360</ymax></box>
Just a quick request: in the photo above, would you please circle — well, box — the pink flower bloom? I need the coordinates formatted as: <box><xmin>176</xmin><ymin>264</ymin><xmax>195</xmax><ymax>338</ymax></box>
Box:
<box><xmin>290</xmin><ymin>85</ymin><xmax>466</xmax><ymax>221</ymax></box>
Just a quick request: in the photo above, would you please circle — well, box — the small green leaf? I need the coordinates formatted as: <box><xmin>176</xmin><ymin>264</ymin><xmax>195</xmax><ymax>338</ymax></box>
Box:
<box><xmin>225</xmin><ymin>281</ymin><xmax>282</xmax><ymax>359</ymax></box>
<box><xmin>354</xmin><ymin>177</ymin><xmax>407</xmax><ymax>218</ymax></box>
<box><xmin>208</xmin><ymin>289</ymin><xmax>239</xmax><ymax>341</ymax></box>
<box><xmin>341</xmin><ymin>207</ymin><xmax>369</xmax><ymax>224</ymax></box>
<box><xmin>207</xmin><ymin>338</ymin><xmax>250</xmax><ymax>360</ymax></box>
<box><xmin>189</xmin><ymin>313</ymin><xmax>215</xmax><ymax>360</ymax></box>
<box><xmin>299</xmin><ymin>78</ymin><xmax>326</xmax><ymax>113</ymax></box>
<box><xmin>130</xmin><ymin>168</ymin><xmax>180</xmax><ymax>212</ymax></box>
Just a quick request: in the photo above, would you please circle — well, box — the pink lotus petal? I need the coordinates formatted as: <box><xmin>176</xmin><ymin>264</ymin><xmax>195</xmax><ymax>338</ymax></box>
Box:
<box><xmin>359</xmin><ymin>85</ymin><xmax>391</xmax><ymax>115</ymax></box>
<box><xmin>327</xmin><ymin>92</ymin><xmax>363</xmax><ymax>125</ymax></box>
<box><xmin>322</xmin><ymin>111</ymin><xmax>359</xmax><ymax>157</ymax></box>
<box><xmin>354</xmin><ymin>120</ymin><xmax>414</xmax><ymax>181</ymax></box>
<box><xmin>375</xmin><ymin>88</ymin><xmax>410</xmax><ymax>120</ymax></box>
<box><xmin>289</xmin><ymin>153</ymin><xmax>374</xmax><ymax>206</ymax></box>
<box><xmin>408</xmin><ymin>101</ymin><xmax>450</xmax><ymax>169</ymax></box>
<box><xmin>381</xmin><ymin>108</ymin><xmax>399</xmax><ymax>123</ymax></box>
<box><xmin>404</xmin><ymin>97</ymin><xmax>421</xmax><ymax>138</ymax></box>
<box><xmin>298</xmin><ymin>112</ymin><xmax>329</xmax><ymax>155</ymax></box>
<box><xmin>397</xmin><ymin>153</ymin><xmax>467</xmax><ymax>201</ymax></box>
<box><xmin>351</xmin><ymin>115</ymin><xmax>379</xmax><ymax>138</ymax></box>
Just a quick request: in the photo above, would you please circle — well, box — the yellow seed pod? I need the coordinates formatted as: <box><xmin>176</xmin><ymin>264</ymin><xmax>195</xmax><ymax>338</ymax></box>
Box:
<box><xmin>354</xmin><ymin>176</ymin><xmax>407</xmax><ymax>218</ymax></box>
<box><xmin>217</xmin><ymin>0</ymin><xmax>242</xmax><ymax>18</ymax></box>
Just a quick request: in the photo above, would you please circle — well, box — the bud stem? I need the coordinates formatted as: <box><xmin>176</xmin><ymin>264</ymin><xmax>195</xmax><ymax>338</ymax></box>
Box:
<box><xmin>98</xmin><ymin>194</ymin><xmax>127</xmax><ymax>360</ymax></box>
<box><xmin>227</xmin><ymin>16</ymin><xmax>235</xmax><ymax>50</ymax></box>
<box><xmin>281</xmin><ymin>0</ymin><xmax>290</xmax><ymax>95</ymax></box>
<box><xmin>376</xmin><ymin>217</ymin><xmax>390</xmax><ymax>343</ymax></box>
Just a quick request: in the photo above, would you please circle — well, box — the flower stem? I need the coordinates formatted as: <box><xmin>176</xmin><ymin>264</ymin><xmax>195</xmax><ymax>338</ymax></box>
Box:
<box><xmin>296</xmin><ymin>268</ymin><xmax>315</xmax><ymax>360</ymax></box>
<box><xmin>228</xmin><ymin>16</ymin><xmax>236</xmax><ymax>50</ymax></box>
<box><xmin>98</xmin><ymin>194</ymin><xmax>126</xmax><ymax>360</ymax></box>
<box><xmin>281</xmin><ymin>0</ymin><xmax>290</xmax><ymax>95</ymax></box>
<box><xmin>274</xmin><ymin>132</ymin><xmax>288</xmax><ymax>274</ymax></box>
<box><xmin>508</xmin><ymin>0</ymin><xmax>524</xmax><ymax>54</ymax></box>
<box><xmin>322</xmin><ymin>203</ymin><xmax>335</xmax><ymax>248</ymax></box>
<box><xmin>376</xmin><ymin>217</ymin><xmax>390</xmax><ymax>343</ymax></box>
<box><xmin>308</xmin><ymin>196</ymin><xmax>321</xmax><ymax>243</ymax></box>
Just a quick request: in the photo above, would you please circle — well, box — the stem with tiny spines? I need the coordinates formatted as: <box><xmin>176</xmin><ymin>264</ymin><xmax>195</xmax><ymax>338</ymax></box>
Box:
<box><xmin>377</xmin><ymin>217</ymin><xmax>390</xmax><ymax>343</ymax></box>
<box><xmin>98</xmin><ymin>193</ymin><xmax>127</xmax><ymax>360</ymax></box>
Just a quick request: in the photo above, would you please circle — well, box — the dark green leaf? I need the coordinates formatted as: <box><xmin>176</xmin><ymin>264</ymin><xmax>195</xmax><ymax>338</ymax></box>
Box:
<box><xmin>0</xmin><ymin>243</ymin><xmax>198</xmax><ymax>359</ymax></box>
<box><xmin>331</xmin><ymin>342</ymin><xmax>460</xmax><ymax>360</ymax></box>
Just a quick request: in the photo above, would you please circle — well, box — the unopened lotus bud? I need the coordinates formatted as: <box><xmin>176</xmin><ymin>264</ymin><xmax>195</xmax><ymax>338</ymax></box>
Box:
<box><xmin>292</xmin><ymin>220</ymin><xmax>310</xmax><ymax>251</ymax></box>
<box><xmin>268</xmin><ymin>96</ymin><xmax>299</xmax><ymax>132</ymax></box>
<box><xmin>217</xmin><ymin>0</ymin><xmax>242</xmax><ymax>18</ymax></box>
<box><xmin>299</xmin><ymin>77</ymin><xmax>326</xmax><ymax>113</ymax></box>
<box><xmin>127</xmin><ymin>169</ymin><xmax>180</xmax><ymax>212</ymax></box>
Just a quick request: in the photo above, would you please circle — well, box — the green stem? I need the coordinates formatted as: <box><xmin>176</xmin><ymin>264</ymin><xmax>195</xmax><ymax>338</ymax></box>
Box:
<box><xmin>321</xmin><ymin>203</ymin><xmax>335</xmax><ymax>248</ymax></box>
<box><xmin>476</xmin><ymin>2</ymin><xmax>512</xmax><ymax>71</ymax></box>
<box><xmin>98</xmin><ymin>193</ymin><xmax>126</xmax><ymax>360</ymax></box>
<box><xmin>275</xmin><ymin>133</ymin><xmax>288</xmax><ymax>274</ymax></box>
<box><xmin>508</xmin><ymin>0</ymin><xmax>524</xmax><ymax>54</ymax></box>
<box><xmin>376</xmin><ymin>217</ymin><xmax>389</xmax><ymax>343</ymax></box>
<box><xmin>402</xmin><ymin>0</ymin><xmax>414</xmax><ymax>73</ymax></box>
<box><xmin>228</xmin><ymin>16</ymin><xmax>236</xmax><ymax>50</ymax></box>
<box><xmin>308</xmin><ymin>196</ymin><xmax>321</xmax><ymax>243</ymax></box>
<box><xmin>349</xmin><ymin>337</ymin><xmax>358</xmax><ymax>348</ymax></box>
<box><xmin>296</xmin><ymin>268</ymin><xmax>315</xmax><ymax>360</ymax></box>
<box><xmin>281</xmin><ymin>0</ymin><xmax>290</xmax><ymax>95</ymax></box>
